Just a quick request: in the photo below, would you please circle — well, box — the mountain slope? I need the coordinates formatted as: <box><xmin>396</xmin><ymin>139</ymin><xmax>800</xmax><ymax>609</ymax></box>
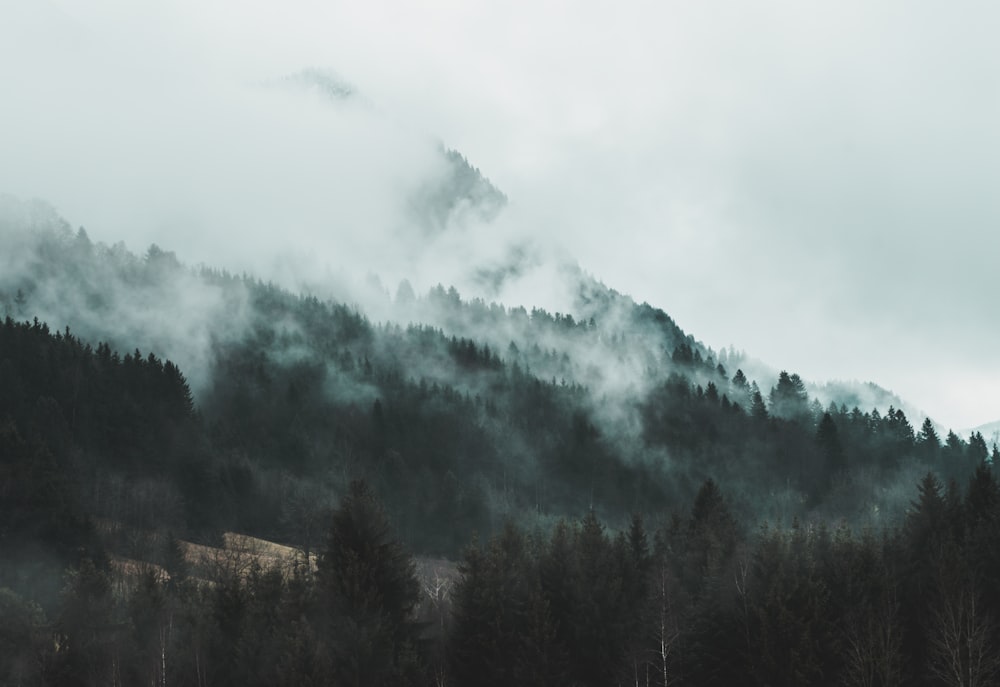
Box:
<box><xmin>4</xmin><ymin>199</ymin><xmax>999</xmax><ymax>687</ymax></box>
<box><xmin>274</xmin><ymin>68</ymin><xmax>508</xmax><ymax>233</ymax></box>
<box><xmin>2</xmin><ymin>197</ymin><xmax>989</xmax><ymax>560</ymax></box>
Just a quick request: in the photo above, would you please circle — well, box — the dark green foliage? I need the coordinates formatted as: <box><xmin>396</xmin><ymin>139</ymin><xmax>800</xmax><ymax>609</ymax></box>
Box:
<box><xmin>743</xmin><ymin>524</ymin><xmax>837</xmax><ymax>686</ymax></box>
<box><xmin>451</xmin><ymin>512</ymin><xmax>653</xmax><ymax>687</ymax></box>
<box><xmin>5</xmin><ymin>457</ymin><xmax>1000</xmax><ymax>685</ymax></box>
<box><xmin>50</xmin><ymin>558</ymin><xmax>118</xmax><ymax>687</ymax></box>
<box><xmin>124</xmin><ymin>568</ymin><xmax>170</xmax><ymax>686</ymax></box>
<box><xmin>0</xmin><ymin>418</ymin><xmax>99</xmax><ymax>609</ymax></box>
<box><xmin>749</xmin><ymin>383</ymin><xmax>769</xmax><ymax>421</ymax></box>
<box><xmin>816</xmin><ymin>412</ymin><xmax>845</xmax><ymax>475</ymax></box>
<box><xmin>450</xmin><ymin>525</ymin><xmax>563</xmax><ymax>687</ymax></box>
<box><xmin>769</xmin><ymin>371</ymin><xmax>810</xmax><ymax>421</ymax></box>
<box><xmin>5</xmin><ymin>219</ymin><xmax>1000</xmax><ymax>685</ymax></box>
<box><xmin>0</xmin><ymin>587</ymin><xmax>48</xmax><ymax>686</ymax></box>
<box><xmin>0</xmin><ymin>317</ymin><xmax>207</xmax><ymax>534</ymax></box>
<box><xmin>918</xmin><ymin>416</ymin><xmax>941</xmax><ymax>447</ymax></box>
<box><xmin>315</xmin><ymin>480</ymin><xmax>423</xmax><ymax>687</ymax></box>
<box><xmin>4</xmin><ymin>221</ymin><xmax>984</xmax><ymax>560</ymax></box>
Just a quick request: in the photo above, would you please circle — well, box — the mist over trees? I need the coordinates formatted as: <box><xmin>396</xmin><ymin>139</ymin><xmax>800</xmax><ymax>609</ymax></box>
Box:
<box><xmin>2</xmin><ymin>206</ymin><xmax>999</xmax><ymax>685</ymax></box>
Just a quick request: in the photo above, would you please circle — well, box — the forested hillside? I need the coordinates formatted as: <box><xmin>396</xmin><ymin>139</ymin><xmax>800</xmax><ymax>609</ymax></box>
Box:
<box><xmin>2</xmin><ymin>206</ymin><xmax>999</xmax><ymax>685</ymax></box>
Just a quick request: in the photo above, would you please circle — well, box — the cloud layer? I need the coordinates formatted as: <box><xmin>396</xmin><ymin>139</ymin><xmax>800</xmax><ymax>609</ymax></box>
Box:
<box><xmin>2</xmin><ymin>0</ymin><xmax>998</xmax><ymax>430</ymax></box>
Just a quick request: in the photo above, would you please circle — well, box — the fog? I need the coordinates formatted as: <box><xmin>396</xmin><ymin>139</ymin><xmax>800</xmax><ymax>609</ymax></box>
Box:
<box><xmin>2</xmin><ymin>0</ymin><xmax>998</xmax><ymax>430</ymax></box>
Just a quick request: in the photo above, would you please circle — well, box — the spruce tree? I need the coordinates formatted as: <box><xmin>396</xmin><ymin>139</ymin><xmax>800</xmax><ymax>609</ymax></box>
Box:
<box><xmin>315</xmin><ymin>480</ymin><xmax>421</xmax><ymax>687</ymax></box>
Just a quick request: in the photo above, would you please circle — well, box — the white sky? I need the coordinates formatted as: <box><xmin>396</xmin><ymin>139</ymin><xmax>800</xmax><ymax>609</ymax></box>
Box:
<box><xmin>2</xmin><ymin>0</ymin><xmax>999</xmax><ymax>430</ymax></box>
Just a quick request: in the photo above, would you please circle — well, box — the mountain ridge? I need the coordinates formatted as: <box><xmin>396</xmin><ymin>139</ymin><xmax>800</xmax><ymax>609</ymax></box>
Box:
<box><xmin>3</xmin><ymin>198</ymin><xmax>998</xmax><ymax>687</ymax></box>
<box><xmin>272</xmin><ymin>67</ymin><xmax>508</xmax><ymax>233</ymax></box>
<box><xmin>3</xmin><ymin>195</ymin><xmax>987</xmax><ymax>545</ymax></box>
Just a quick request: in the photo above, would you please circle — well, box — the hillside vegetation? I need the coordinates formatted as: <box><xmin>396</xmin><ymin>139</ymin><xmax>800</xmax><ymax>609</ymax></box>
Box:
<box><xmin>2</xmin><ymin>209</ymin><xmax>999</xmax><ymax>685</ymax></box>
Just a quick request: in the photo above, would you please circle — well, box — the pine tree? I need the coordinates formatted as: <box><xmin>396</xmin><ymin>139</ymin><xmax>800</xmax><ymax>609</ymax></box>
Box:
<box><xmin>315</xmin><ymin>480</ymin><xmax>421</xmax><ymax>687</ymax></box>
<box><xmin>816</xmin><ymin>412</ymin><xmax>846</xmax><ymax>476</ymax></box>
<box><xmin>749</xmin><ymin>383</ymin><xmax>769</xmax><ymax>421</ymax></box>
<box><xmin>918</xmin><ymin>417</ymin><xmax>941</xmax><ymax>447</ymax></box>
<box><xmin>768</xmin><ymin>371</ymin><xmax>810</xmax><ymax>421</ymax></box>
<box><xmin>52</xmin><ymin>558</ymin><xmax>118</xmax><ymax>686</ymax></box>
<box><xmin>450</xmin><ymin>524</ymin><xmax>553</xmax><ymax>687</ymax></box>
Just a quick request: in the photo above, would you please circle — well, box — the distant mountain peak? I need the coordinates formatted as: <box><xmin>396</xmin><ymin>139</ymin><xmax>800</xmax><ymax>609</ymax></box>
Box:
<box><xmin>267</xmin><ymin>69</ymin><xmax>507</xmax><ymax>232</ymax></box>
<box><xmin>409</xmin><ymin>144</ymin><xmax>508</xmax><ymax>233</ymax></box>
<box><xmin>271</xmin><ymin>68</ymin><xmax>356</xmax><ymax>102</ymax></box>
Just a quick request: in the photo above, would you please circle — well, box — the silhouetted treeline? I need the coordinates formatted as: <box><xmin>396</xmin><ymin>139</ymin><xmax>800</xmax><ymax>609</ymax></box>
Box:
<box><xmin>0</xmin><ymin>480</ymin><xmax>426</xmax><ymax>687</ymax></box>
<box><xmin>2</xmin><ymin>270</ymin><xmax>996</xmax><ymax>563</ymax></box>
<box><xmin>6</xmin><ymin>468</ymin><xmax>1000</xmax><ymax>685</ymax></box>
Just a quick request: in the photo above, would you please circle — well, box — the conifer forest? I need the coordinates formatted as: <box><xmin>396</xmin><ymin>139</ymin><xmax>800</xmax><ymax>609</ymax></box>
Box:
<box><xmin>2</xmin><ymin>210</ymin><xmax>1000</xmax><ymax>686</ymax></box>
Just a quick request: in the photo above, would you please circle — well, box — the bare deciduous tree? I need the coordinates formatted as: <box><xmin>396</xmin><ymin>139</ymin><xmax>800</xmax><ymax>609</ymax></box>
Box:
<box><xmin>653</xmin><ymin>561</ymin><xmax>681</xmax><ymax>687</ymax></box>
<box><xmin>842</xmin><ymin>588</ymin><xmax>902</xmax><ymax>687</ymax></box>
<box><xmin>926</xmin><ymin>577</ymin><xmax>1000</xmax><ymax>687</ymax></box>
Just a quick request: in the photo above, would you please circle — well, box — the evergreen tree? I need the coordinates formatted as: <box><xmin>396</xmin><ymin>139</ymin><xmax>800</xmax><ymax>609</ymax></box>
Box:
<box><xmin>731</xmin><ymin>369</ymin><xmax>748</xmax><ymax>390</ymax></box>
<box><xmin>968</xmin><ymin>431</ymin><xmax>990</xmax><ymax>467</ymax></box>
<box><xmin>917</xmin><ymin>417</ymin><xmax>942</xmax><ymax>464</ymax></box>
<box><xmin>918</xmin><ymin>417</ymin><xmax>940</xmax><ymax>447</ymax></box>
<box><xmin>937</xmin><ymin>431</ymin><xmax>978</xmax><ymax>483</ymax></box>
<box><xmin>768</xmin><ymin>371</ymin><xmax>810</xmax><ymax>421</ymax></box>
<box><xmin>749</xmin><ymin>383</ymin><xmax>769</xmax><ymax>421</ymax></box>
<box><xmin>816</xmin><ymin>412</ymin><xmax>846</xmax><ymax>477</ymax></box>
<box><xmin>685</xmin><ymin>479</ymin><xmax>739</xmax><ymax>599</ymax></box>
<box><xmin>0</xmin><ymin>587</ymin><xmax>48</xmax><ymax>686</ymax></box>
<box><xmin>315</xmin><ymin>480</ymin><xmax>422</xmax><ymax>687</ymax></box>
<box><xmin>51</xmin><ymin>558</ymin><xmax>119</xmax><ymax>687</ymax></box>
<box><xmin>450</xmin><ymin>524</ymin><xmax>565</xmax><ymax>687</ymax></box>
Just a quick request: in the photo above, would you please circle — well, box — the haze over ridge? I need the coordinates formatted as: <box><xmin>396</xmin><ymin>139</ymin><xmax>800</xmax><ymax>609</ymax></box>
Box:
<box><xmin>1</xmin><ymin>0</ymin><xmax>998</xmax><ymax>430</ymax></box>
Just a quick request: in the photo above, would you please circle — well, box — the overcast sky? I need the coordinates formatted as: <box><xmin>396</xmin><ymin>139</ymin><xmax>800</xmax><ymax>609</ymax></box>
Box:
<box><xmin>2</xmin><ymin>0</ymin><xmax>999</xmax><ymax>431</ymax></box>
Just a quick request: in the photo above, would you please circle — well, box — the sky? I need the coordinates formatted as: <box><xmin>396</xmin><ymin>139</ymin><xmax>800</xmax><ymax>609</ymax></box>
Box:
<box><xmin>1</xmin><ymin>0</ymin><xmax>999</xmax><ymax>431</ymax></box>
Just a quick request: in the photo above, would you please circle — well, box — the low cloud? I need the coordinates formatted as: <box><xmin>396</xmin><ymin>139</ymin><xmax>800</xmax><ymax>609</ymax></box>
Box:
<box><xmin>2</xmin><ymin>0</ymin><xmax>999</xmax><ymax>429</ymax></box>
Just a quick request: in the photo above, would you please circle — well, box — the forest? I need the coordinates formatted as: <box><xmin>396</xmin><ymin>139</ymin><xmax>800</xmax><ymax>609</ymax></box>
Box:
<box><xmin>2</xmin><ymin>211</ymin><xmax>1000</xmax><ymax>685</ymax></box>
